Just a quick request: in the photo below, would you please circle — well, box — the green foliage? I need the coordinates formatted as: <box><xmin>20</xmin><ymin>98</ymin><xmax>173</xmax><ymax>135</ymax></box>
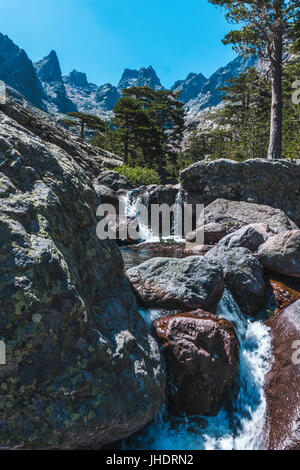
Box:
<box><xmin>64</xmin><ymin>112</ymin><xmax>106</xmax><ymax>139</ymax></box>
<box><xmin>112</xmin><ymin>87</ymin><xmax>185</xmax><ymax>171</ymax></box>
<box><xmin>182</xmin><ymin>60</ymin><xmax>300</xmax><ymax>163</ymax></box>
<box><xmin>208</xmin><ymin>1</ymin><xmax>299</xmax><ymax>58</ymax></box>
<box><xmin>208</xmin><ymin>0</ymin><xmax>300</xmax><ymax>159</ymax></box>
<box><xmin>115</xmin><ymin>164</ymin><xmax>161</xmax><ymax>186</ymax></box>
<box><xmin>91</xmin><ymin>122</ymin><xmax>123</xmax><ymax>155</ymax></box>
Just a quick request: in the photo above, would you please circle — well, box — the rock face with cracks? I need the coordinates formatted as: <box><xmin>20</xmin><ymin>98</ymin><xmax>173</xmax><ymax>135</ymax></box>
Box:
<box><xmin>0</xmin><ymin>100</ymin><xmax>165</xmax><ymax>449</ymax></box>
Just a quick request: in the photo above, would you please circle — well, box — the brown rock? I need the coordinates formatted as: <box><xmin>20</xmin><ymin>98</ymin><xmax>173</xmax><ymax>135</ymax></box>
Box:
<box><xmin>186</xmin><ymin>222</ymin><xmax>229</xmax><ymax>244</ymax></box>
<box><xmin>268</xmin><ymin>278</ymin><xmax>300</xmax><ymax>314</ymax></box>
<box><xmin>263</xmin><ymin>300</ymin><xmax>300</xmax><ymax>450</ymax></box>
<box><xmin>153</xmin><ymin>310</ymin><xmax>240</xmax><ymax>416</ymax></box>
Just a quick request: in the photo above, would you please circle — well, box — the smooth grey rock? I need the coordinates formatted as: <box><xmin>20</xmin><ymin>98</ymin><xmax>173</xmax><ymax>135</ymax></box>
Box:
<box><xmin>206</xmin><ymin>246</ymin><xmax>266</xmax><ymax>316</ymax></box>
<box><xmin>180</xmin><ymin>159</ymin><xmax>300</xmax><ymax>227</ymax></box>
<box><xmin>126</xmin><ymin>256</ymin><xmax>224</xmax><ymax>312</ymax></box>
<box><xmin>186</xmin><ymin>222</ymin><xmax>229</xmax><ymax>244</ymax></box>
<box><xmin>257</xmin><ymin>230</ymin><xmax>300</xmax><ymax>278</ymax></box>
<box><xmin>94</xmin><ymin>170</ymin><xmax>133</xmax><ymax>191</ymax></box>
<box><xmin>217</xmin><ymin>223</ymin><xmax>278</xmax><ymax>252</ymax></box>
<box><xmin>201</xmin><ymin>198</ymin><xmax>297</xmax><ymax>233</ymax></box>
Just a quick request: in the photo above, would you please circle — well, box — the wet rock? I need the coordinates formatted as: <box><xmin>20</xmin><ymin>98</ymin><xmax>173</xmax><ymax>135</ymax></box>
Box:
<box><xmin>206</xmin><ymin>246</ymin><xmax>266</xmax><ymax>316</ymax></box>
<box><xmin>105</xmin><ymin>214</ymin><xmax>139</xmax><ymax>246</ymax></box>
<box><xmin>94</xmin><ymin>170</ymin><xmax>133</xmax><ymax>191</ymax></box>
<box><xmin>267</xmin><ymin>278</ymin><xmax>300</xmax><ymax>314</ymax></box>
<box><xmin>126</xmin><ymin>256</ymin><xmax>224</xmax><ymax>312</ymax></box>
<box><xmin>257</xmin><ymin>230</ymin><xmax>300</xmax><ymax>279</ymax></box>
<box><xmin>186</xmin><ymin>222</ymin><xmax>229</xmax><ymax>244</ymax></box>
<box><xmin>153</xmin><ymin>310</ymin><xmax>240</xmax><ymax>416</ymax></box>
<box><xmin>202</xmin><ymin>199</ymin><xmax>297</xmax><ymax>233</ymax></box>
<box><xmin>180</xmin><ymin>159</ymin><xmax>300</xmax><ymax>226</ymax></box>
<box><xmin>132</xmin><ymin>241</ymin><xmax>212</xmax><ymax>257</ymax></box>
<box><xmin>0</xmin><ymin>101</ymin><xmax>165</xmax><ymax>449</ymax></box>
<box><xmin>217</xmin><ymin>223</ymin><xmax>277</xmax><ymax>252</ymax></box>
<box><xmin>263</xmin><ymin>299</ymin><xmax>300</xmax><ymax>450</ymax></box>
<box><xmin>93</xmin><ymin>184</ymin><xmax>120</xmax><ymax>211</ymax></box>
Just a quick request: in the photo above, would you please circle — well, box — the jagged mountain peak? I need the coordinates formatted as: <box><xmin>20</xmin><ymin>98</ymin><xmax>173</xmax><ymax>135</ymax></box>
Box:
<box><xmin>34</xmin><ymin>50</ymin><xmax>62</xmax><ymax>83</ymax></box>
<box><xmin>65</xmin><ymin>69</ymin><xmax>89</xmax><ymax>88</ymax></box>
<box><xmin>118</xmin><ymin>65</ymin><xmax>163</xmax><ymax>91</ymax></box>
<box><xmin>0</xmin><ymin>32</ymin><xmax>45</xmax><ymax>109</ymax></box>
<box><xmin>171</xmin><ymin>71</ymin><xmax>207</xmax><ymax>103</ymax></box>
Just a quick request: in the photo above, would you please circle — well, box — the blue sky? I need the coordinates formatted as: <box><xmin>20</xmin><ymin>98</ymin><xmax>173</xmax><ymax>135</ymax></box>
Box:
<box><xmin>0</xmin><ymin>0</ymin><xmax>238</xmax><ymax>88</ymax></box>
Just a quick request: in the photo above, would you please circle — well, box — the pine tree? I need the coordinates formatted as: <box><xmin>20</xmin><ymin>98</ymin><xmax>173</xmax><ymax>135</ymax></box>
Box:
<box><xmin>63</xmin><ymin>112</ymin><xmax>106</xmax><ymax>139</ymax></box>
<box><xmin>113</xmin><ymin>87</ymin><xmax>185</xmax><ymax>170</ymax></box>
<box><xmin>208</xmin><ymin>0</ymin><xmax>300</xmax><ymax>160</ymax></box>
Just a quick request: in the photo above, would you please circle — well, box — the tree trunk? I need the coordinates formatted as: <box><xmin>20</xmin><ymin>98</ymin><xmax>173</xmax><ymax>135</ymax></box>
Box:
<box><xmin>80</xmin><ymin>119</ymin><xmax>85</xmax><ymax>140</ymax></box>
<box><xmin>267</xmin><ymin>13</ymin><xmax>283</xmax><ymax>159</ymax></box>
<box><xmin>124</xmin><ymin>131</ymin><xmax>129</xmax><ymax>164</ymax></box>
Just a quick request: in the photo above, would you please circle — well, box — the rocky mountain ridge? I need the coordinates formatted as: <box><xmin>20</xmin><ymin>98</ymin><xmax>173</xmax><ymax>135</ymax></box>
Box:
<box><xmin>0</xmin><ymin>32</ymin><xmax>257</xmax><ymax>124</ymax></box>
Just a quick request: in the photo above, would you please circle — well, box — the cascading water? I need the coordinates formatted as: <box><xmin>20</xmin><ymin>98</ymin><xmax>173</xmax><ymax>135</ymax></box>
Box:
<box><xmin>121</xmin><ymin>191</ymin><xmax>158</xmax><ymax>242</ymax></box>
<box><xmin>121</xmin><ymin>189</ymin><xmax>186</xmax><ymax>244</ymax></box>
<box><xmin>173</xmin><ymin>189</ymin><xmax>185</xmax><ymax>242</ymax></box>
<box><xmin>123</xmin><ymin>290</ymin><xmax>272</xmax><ymax>450</ymax></box>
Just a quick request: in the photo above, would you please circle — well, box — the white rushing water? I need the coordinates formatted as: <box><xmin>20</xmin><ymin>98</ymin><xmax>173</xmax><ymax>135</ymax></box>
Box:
<box><xmin>121</xmin><ymin>190</ymin><xmax>185</xmax><ymax>243</ymax></box>
<box><xmin>121</xmin><ymin>192</ymin><xmax>158</xmax><ymax>242</ymax></box>
<box><xmin>124</xmin><ymin>290</ymin><xmax>272</xmax><ymax>450</ymax></box>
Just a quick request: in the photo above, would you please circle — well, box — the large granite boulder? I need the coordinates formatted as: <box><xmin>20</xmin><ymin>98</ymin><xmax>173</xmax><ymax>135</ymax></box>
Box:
<box><xmin>126</xmin><ymin>256</ymin><xmax>224</xmax><ymax>312</ymax></box>
<box><xmin>206</xmin><ymin>246</ymin><xmax>266</xmax><ymax>316</ymax></box>
<box><xmin>94</xmin><ymin>170</ymin><xmax>133</xmax><ymax>192</ymax></box>
<box><xmin>263</xmin><ymin>300</ymin><xmax>300</xmax><ymax>450</ymax></box>
<box><xmin>180</xmin><ymin>159</ymin><xmax>300</xmax><ymax>226</ymax></box>
<box><xmin>217</xmin><ymin>223</ymin><xmax>277</xmax><ymax>252</ymax></box>
<box><xmin>257</xmin><ymin>230</ymin><xmax>300</xmax><ymax>279</ymax></box>
<box><xmin>153</xmin><ymin>310</ymin><xmax>240</xmax><ymax>416</ymax></box>
<box><xmin>186</xmin><ymin>222</ymin><xmax>229</xmax><ymax>244</ymax></box>
<box><xmin>0</xmin><ymin>98</ymin><xmax>122</xmax><ymax>180</ymax></box>
<box><xmin>0</xmin><ymin>102</ymin><xmax>165</xmax><ymax>449</ymax></box>
<box><xmin>201</xmin><ymin>199</ymin><xmax>297</xmax><ymax>233</ymax></box>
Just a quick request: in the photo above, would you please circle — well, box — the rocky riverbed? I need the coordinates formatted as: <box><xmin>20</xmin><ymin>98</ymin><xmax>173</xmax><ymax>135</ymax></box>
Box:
<box><xmin>0</xmin><ymin>99</ymin><xmax>299</xmax><ymax>450</ymax></box>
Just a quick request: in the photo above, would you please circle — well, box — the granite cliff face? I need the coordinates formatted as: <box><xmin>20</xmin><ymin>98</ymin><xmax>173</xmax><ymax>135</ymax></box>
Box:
<box><xmin>118</xmin><ymin>65</ymin><xmax>163</xmax><ymax>91</ymax></box>
<box><xmin>0</xmin><ymin>32</ymin><xmax>258</xmax><ymax>127</ymax></box>
<box><xmin>0</xmin><ymin>33</ymin><xmax>45</xmax><ymax>110</ymax></box>
<box><xmin>63</xmin><ymin>70</ymin><xmax>120</xmax><ymax>119</ymax></box>
<box><xmin>34</xmin><ymin>51</ymin><xmax>77</xmax><ymax>113</ymax></box>
<box><xmin>0</xmin><ymin>99</ymin><xmax>165</xmax><ymax>449</ymax></box>
<box><xmin>171</xmin><ymin>72</ymin><xmax>207</xmax><ymax>103</ymax></box>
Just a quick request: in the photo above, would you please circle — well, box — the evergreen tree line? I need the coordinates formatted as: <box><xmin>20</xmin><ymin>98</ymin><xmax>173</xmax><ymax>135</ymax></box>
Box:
<box><xmin>91</xmin><ymin>87</ymin><xmax>185</xmax><ymax>174</ymax></box>
<box><xmin>181</xmin><ymin>56</ymin><xmax>300</xmax><ymax>168</ymax></box>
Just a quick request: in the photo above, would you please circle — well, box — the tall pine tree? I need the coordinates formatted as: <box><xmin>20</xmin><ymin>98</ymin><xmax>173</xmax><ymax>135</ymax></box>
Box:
<box><xmin>208</xmin><ymin>0</ymin><xmax>300</xmax><ymax>159</ymax></box>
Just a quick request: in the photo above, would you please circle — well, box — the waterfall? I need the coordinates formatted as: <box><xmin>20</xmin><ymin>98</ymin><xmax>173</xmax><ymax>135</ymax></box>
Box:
<box><xmin>121</xmin><ymin>191</ymin><xmax>158</xmax><ymax>243</ymax></box>
<box><xmin>173</xmin><ymin>189</ymin><xmax>185</xmax><ymax>242</ymax></box>
<box><xmin>123</xmin><ymin>290</ymin><xmax>272</xmax><ymax>450</ymax></box>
